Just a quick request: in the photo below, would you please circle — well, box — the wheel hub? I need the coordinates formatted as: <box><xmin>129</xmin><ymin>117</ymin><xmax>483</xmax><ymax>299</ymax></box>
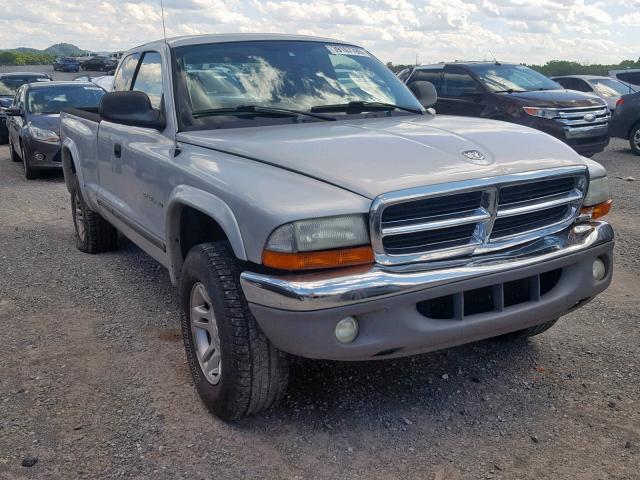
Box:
<box><xmin>190</xmin><ymin>282</ymin><xmax>222</xmax><ymax>385</ymax></box>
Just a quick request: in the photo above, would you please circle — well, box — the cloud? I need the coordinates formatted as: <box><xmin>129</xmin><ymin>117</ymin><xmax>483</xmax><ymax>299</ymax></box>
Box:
<box><xmin>0</xmin><ymin>0</ymin><xmax>637</xmax><ymax>65</ymax></box>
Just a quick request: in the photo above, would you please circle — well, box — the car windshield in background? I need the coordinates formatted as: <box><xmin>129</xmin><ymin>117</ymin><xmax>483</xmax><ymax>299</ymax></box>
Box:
<box><xmin>592</xmin><ymin>78</ymin><xmax>636</xmax><ymax>97</ymax></box>
<box><xmin>26</xmin><ymin>85</ymin><xmax>105</xmax><ymax>114</ymax></box>
<box><xmin>174</xmin><ymin>40</ymin><xmax>422</xmax><ymax>129</ymax></box>
<box><xmin>468</xmin><ymin>64</ymin><xmax>562</xmax><ymax>93</ymax></box>
<box><xmin>0</xmin><ymin>75</ymin><xmax>50</xmax><ymax>95</ymax></box>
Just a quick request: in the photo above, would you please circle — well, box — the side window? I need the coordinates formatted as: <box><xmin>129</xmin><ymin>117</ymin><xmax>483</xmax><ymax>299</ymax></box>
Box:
<box><xmin>131</xmin><ymin>52</ymin><xmax>164</xmax><ymax>109</ymax></box>
<box><xmin>618</xmin><ymin>72</ymin><xmax>640</xmax><ymax>85</ymax></box>
<box><xmin>554</xmin><ymin>78</ymin><xmax>571</xmax><ymax>89</ymax></box>
<box><xmin>113</xmin><ymin>53</ymin><xmax>140</xmax><ymax>91</ymax></box>
<box><xmin>441</xmin><ymin>68</ymin><xmax>481</xmax><ymax>97</ymax></box>
<box><xmin>409</xmin><ymin>69</ymin><xmax>443</xmax><ymax>94</ymax></box>
<box><xmin>572</xmin><ymin>79</ymin><xmax>592</xmax><ymax>92</ymax></box>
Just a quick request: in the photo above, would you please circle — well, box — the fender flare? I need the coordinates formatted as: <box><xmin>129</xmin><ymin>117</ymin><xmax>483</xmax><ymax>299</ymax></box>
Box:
<box><xmin>165</xmin><ymin>185</ymin><xmax>247</xmax><ymax>284</ymax></box>
<box><xmin>60</xmin><ymin>137</ymin><xmax>85</xmax><ymax>195</ymax></box>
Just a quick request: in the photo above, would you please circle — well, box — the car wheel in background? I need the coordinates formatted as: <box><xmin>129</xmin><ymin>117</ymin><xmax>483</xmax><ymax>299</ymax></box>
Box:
<box><xmin>179</xmin><ymin>242</ymin><xmax>289</xmax><ymax>421</ymax></box>
<box><xmin>630</xmin><ymin>123</ymin><xmax>640</xmax><ymax>156</ymax></box>
<box><xmin>21</xmin><ymin>143</ymin><xmax>38</xmax><ymax>180</ymax></box>
<box><xmin>70</xmin><ymin>174</ymin><xmax>118</xmax><ymax>253</ymax></box>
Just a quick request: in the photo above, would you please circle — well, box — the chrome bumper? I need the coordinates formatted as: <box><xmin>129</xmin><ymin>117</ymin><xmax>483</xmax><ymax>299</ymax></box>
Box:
<box><xmin>240</xmin><ymin>222</ymin><xmax>614</xmax><ymax>312</ymax></box>
<box><xmin>563</xmin><ymin>123</ymin><xmax>609</xmax><ymax>139</ymax></box>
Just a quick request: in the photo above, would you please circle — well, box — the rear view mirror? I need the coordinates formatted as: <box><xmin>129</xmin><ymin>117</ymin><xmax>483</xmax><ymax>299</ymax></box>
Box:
<box><xmin>408</xmin><ymin>81</ymin><xmax>437</xmax><ymax>108</ymax></box>
<box><xmin>99</xmin><ymin>91</ymin><xmax>165</xmax><ymax>130</ymax></box>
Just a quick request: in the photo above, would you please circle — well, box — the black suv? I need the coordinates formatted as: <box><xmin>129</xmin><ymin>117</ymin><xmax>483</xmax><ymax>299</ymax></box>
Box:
<box><xmin>400</xmin><ymin>62</ymin><xmax>610</xmax><ymax>156</ymax></box>
<box><xmin>80</xmin><ymin>56</ymin><xmax>118</xmax><ymax>72</ymax></box>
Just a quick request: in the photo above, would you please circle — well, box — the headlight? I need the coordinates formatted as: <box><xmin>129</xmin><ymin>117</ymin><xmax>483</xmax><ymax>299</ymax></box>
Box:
<box><xmin>263</xmin><ymin>214</ymin><xmax>373</xmax><ymax>270</ymax></box>
<box><xmin>29</xmin><ymin>126</ymin><xmax>59</xmax><ymax>142</ymax></box>
<box><xmin>522</xmin><ymin>107</ymin><xmax>557</xmax><ymax>119</ymax></box>
<box><xmin>583</xmin><ymin>176</ymin><xmax>610</xmax><ymax>206</ymax></box>
<box><xmin>580</xmin><ymin>176</ymin><xmax>612</xmax><ymax>220</ymax></box>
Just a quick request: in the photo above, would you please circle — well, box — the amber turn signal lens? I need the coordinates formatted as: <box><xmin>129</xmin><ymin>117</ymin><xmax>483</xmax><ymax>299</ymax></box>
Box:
<box><xmin>263</xmin><ymin>246</ymin><xmax>374</xmax><ymax>271</ymax></box>
<box><xmin>581</xmin><ymin>199</ymin><xmax>612</xmax><ymax>220</ymax></box>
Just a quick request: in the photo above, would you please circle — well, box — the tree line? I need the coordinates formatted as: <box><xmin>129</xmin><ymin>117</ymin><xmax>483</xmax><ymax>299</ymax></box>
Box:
<box><xmin>0</xmin><ymin>51</ymin><xmax>56</xmax><ymax>65</ymax></box>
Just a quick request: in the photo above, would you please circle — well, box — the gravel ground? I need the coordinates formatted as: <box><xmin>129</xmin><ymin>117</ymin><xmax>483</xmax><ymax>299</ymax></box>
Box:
<box><xmin>0</xmin><ymin>136</ymin><xmax>639</xmax><ymax>479</ymax></box>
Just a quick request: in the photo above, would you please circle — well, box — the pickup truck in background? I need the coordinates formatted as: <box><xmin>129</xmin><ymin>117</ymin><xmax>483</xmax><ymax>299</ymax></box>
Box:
<box><xmin>60</xmin><ymin>34</ymin><xmax>614</xmax><ymax>420</ymax></box>
<box><xmin>399</xmin><ymin>62</ymin><xmax>611</xmax><ymax>157</ymax></box>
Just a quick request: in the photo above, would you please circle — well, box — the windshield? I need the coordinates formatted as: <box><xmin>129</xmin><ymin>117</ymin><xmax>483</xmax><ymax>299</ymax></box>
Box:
<box><xmin>26</xmin><ymin>85</ymin><xmax>105</xmax><ymax>114</ymax></box>
<box><xmin>173</xmin><ymin>40</ymin><xmax>422</xmax><ymax>130</ymax></box>
<box><xmin>592</xmin><ymin>78</ymin><xmax>636</xmax><ymax>96</ymax></box>
<box><xmin>468</xmin><ymin>64</ymin><xmax>562</xmax><ymax>92</ymax></box>
<box><xmin>0</xmin><ymin>75</ymin><xmax>50</xmax><ymax>95</ymax></box>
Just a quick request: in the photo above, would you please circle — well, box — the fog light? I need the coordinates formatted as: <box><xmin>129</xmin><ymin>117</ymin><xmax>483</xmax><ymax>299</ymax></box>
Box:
<box><xmin>33</xmin><ymin>152</ymin><xmax>45</xmax><ymax>161</ymax></box>
<box><xmin>335</xmin><ymin>316</ymin><xmax>358</xmax><ymax>344</ymax></box>
<box><xmin>592</xmin><ymin>258</ymin><xmax>606</xmax><ymax>281</ymax></box>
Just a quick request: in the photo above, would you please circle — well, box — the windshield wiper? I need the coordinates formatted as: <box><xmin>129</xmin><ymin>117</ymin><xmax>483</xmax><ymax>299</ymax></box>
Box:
<box><xmin>192</xmin><ymin>105</ymin><xmax>335</xmax><ymax>121</ymax></box>
<box><xmin>494</xmin><ymin>88</ymin><xmax>526</xmax><ymax>93</ymax></box>
<box><xmin>310</xmin><ymin>101</ymin><xmax>423</xmax><ymax>114</ymax></box>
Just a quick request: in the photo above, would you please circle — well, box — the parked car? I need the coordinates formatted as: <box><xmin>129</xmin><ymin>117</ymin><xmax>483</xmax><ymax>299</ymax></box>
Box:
<box><xmin>73</xmin><ymin>74</ymin><xmax>113</xmax><ymax>91</ymax></box>
<box><xmin>552</xmin><ymin>75</ymin><xmax>636</xmax><ymax>111</ymax></box>
<box><xmin>0</xmin><ymin>72</ymin><xmax>51</xmax><ymax>144</ymax></box>
<box><xmin>609</xmin><ymin>69</ymin><xmax>640</xmax><ymax>88</ymax></box>
<box><xmin>5</xmin><ymin>81</ymin><xmax>104</xmax><ymax>179</ymax></box>
<box><xmin>60</xmin><ymin>35</ymin><xmax>614</xmax><ymax>420</ymax></box>
<box><xmin>80</xmin><ymin>56</ymin><xmax>118</xmax><ymax>72</ymax></box>
<box><xmin>401</xmin><ymin>62</ymin><xmax>610</xmax><ymax>157</ymax></box>
<box><xmin>610</xmin><ymin>91</ymin><xmax>640</xmax><ymax>155</ymax></box>
<box><xmin>53</xmin><ymin>57</ymin><xmax>81</xmax><ymax>72</ymax></box>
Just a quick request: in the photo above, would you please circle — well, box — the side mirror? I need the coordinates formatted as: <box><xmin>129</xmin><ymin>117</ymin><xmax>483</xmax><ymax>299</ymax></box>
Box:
<box><xmin>5</xmin><ymin>107</ymin><xmax>23</xmax><ymax>116</ymax></box>
<box><xmin>408</xmin><ymin>81</ymin><xmax>438</xmax><ymax>108</ymax></box>
<box><xmin>99</xmin><ymin>91</ymin><xmax>165</xmax><ymax>130</ymax></box>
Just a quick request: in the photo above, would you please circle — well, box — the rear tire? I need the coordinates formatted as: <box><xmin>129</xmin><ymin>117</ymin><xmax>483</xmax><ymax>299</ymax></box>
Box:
<box><xmin>630</xmin><ymin>124</ymin><xmax>640</xmax><ymax>156</ymax></box>
<box><xmin>497</xmin><ymin>319</ymin><xmax>558</xmax><ymax>341</ymax></box>
<box><xmin>179</xmin><ymin>242</ymin><xmax>289</xmax><ymax>421</ymax></box>
<box><xmin>70</xmin><ymin>175</ymin><xmax>118</xmax><ymax>253</ymax></box>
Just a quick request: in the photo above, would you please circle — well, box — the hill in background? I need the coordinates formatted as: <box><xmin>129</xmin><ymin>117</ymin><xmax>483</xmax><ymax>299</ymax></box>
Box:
<box><xmin>0</xmin><ymin>43</ymin><xmax>92</xmax><ymax>65</ymax></box>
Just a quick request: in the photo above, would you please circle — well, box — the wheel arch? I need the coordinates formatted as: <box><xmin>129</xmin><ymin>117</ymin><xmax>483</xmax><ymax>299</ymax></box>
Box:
<box><xmin>166</xmin><ymin>186</ymin><xmax>247</xmax><ymax>285</ymax></box>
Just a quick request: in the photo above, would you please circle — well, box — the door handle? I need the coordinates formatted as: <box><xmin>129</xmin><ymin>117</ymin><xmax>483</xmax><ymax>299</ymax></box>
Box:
<box><xmin>114</xmin><ymin>143</ymin><xmax>122</xmax><ymax>158</ymax></box>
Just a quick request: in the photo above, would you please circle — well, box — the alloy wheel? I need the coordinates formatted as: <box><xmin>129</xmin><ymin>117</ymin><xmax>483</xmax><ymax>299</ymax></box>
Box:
<box><xmin>190</xmin><ymin>282</ymin><xmax>222</xmax><ymax>385</ymax></box>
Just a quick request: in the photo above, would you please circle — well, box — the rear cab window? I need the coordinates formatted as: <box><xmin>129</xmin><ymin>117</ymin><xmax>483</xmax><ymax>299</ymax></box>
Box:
<box><xmin>113</xmin><ymin>53</ymin><xmax>141</xmax><ymax>91</ymax></box>
<box><xmin>131</xmin><ymin>52</ymin><xmax>164</xmax><ymax>110</ymax></box>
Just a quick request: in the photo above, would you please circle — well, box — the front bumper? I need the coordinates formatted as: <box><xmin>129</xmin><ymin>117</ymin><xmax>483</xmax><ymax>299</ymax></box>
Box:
<box><xmin>24</xmin><ymin>137</ymin><xmax>62</xmax><ymax>169</ymax></box>
<box><xmin>241</xmin><ymin>222</ymin><xmax>614</xmax><ymax>360</ymax></box>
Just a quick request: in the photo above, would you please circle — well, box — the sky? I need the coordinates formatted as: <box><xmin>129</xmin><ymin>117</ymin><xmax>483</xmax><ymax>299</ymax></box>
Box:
<box><xmin>1</xmin><ymin>0</ymin><xmax>639</xmax><ymax>65</ymax></box>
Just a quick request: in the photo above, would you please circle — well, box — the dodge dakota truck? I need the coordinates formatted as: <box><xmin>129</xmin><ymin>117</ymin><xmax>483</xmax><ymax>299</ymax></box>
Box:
<box><xmin>60</xmin><ymin>34</ymin><xmax>614</xmax><ymax>420</ymax></box>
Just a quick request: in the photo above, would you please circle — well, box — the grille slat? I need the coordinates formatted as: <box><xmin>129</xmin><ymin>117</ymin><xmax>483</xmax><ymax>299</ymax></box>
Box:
<box><xmin>373</xmin><ymin>169</ymin><xmax>586</xmax><ymax>263</ymax></box>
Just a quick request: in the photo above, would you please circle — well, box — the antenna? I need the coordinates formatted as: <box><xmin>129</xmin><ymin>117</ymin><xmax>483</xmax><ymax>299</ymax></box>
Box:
<box><xmin>489</xmin><ymin>50</ymin><xmax>500</xmax><ymax>65</ymax></box>
<box><xmin>160</xmin><ymin>0</ymin><xmax>168</xmax><ymax>44</ymax></box>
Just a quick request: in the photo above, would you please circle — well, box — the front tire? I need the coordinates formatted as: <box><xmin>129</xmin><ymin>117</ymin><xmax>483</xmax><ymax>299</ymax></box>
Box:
<box><xmin>70</xmin><ymin>175</ymin><xmax>118</xmax><ymax>253</ymax></box>
<box><xmin>21</xmin><ymin>143</ymin><xmax>37</xmax><ymax>180</ymax></box>
<box><xmin>630</xmin><ymin>123</ymin><xmax>640</xmax><ymax>156</ymax></box>
<box><xmin>179</xmin><ymin>242</ymin><xmax>289</xmax><ymax>421</ymax></box>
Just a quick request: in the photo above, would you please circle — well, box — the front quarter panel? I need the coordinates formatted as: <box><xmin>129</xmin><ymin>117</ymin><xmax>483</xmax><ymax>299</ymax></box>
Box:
<box><xmin>168</xmin><ymin>142</ymin><xmax>372</xmax><ymax>269</ymax></box>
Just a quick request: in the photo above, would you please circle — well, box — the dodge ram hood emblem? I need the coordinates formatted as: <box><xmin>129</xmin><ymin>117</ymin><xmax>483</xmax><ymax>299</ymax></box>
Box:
<box><xmin>461</xmin><ymin>149</ymin><xmax>490</xmax><ymax>164</ymax></box>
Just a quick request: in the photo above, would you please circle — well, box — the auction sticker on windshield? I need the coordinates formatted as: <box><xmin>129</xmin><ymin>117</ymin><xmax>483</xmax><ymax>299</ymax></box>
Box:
<box><xmin>326</xmin><ymin>45</ymin><xmax>371</xmax><ymax>57</ymax></box>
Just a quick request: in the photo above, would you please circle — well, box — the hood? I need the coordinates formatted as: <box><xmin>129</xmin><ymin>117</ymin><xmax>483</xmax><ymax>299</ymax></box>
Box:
<box><xmin>28</xmin><ymin>113</ymin><xmax>60</xmax><ymax>134</ymax></box>
<box><xmin>505</xmin><ymin>89</ymin><xmax>605</xmax><ymax>108</ymax></box>
<box><xmin>177</xmin><ymin>115</ymin><xmax>586</xmax><ymax>199</ymax></box>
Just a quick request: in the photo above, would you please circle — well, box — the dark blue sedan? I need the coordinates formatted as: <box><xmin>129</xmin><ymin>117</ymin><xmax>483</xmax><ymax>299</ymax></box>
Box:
<box><xmin>53</xmin><ymin>57</ymin><xmax>81</xmax><ymax>72</ymax></box>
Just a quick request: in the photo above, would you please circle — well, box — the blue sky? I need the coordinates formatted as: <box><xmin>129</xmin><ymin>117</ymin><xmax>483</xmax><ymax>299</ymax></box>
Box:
<box><xmin>1</xmin><ymin>0</ymin><xmax>638</xmax><ymax>65</ymax></box>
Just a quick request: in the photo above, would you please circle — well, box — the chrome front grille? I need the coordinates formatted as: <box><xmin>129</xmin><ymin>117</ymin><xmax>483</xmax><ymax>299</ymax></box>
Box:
<box><xmin>370</xmin><ymin>167</ymin><xmax>588</xmax><ymax>265</ymax></box>
<box><xmin>555</xmin><ymin>106</ymin><xmax>610</xmax><ymax>130</ymax></box>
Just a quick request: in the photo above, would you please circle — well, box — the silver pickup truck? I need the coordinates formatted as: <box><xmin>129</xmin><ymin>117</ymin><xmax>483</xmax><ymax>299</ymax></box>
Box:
<box><xmin>60</xmin><ymin>34</ymin><xmax>614</xmax><ymax>420</ymax></box>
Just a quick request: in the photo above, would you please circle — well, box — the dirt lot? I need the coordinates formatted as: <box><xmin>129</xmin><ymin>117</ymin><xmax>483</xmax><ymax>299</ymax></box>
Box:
<box><xmin>0</xmin><ymin>138</ymin><xmax>638</xmax><ymax>480</ymax></box>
